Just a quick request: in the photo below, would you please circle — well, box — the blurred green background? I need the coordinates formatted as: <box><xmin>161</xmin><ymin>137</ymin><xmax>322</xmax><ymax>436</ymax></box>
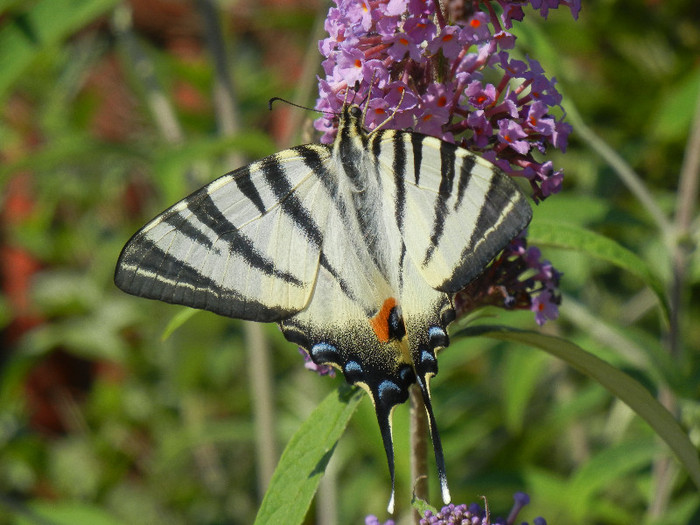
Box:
<box><xmin>0</xmin><ymin>1</ymin><xmax>699</xmax><ymax>524</ymax></box>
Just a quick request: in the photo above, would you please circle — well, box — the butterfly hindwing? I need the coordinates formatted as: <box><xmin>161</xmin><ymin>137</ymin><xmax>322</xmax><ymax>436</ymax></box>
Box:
<box><xmin>115</xmin><ymin>145</ymin><xmax>333</xmax><ymax>322</ymax></box>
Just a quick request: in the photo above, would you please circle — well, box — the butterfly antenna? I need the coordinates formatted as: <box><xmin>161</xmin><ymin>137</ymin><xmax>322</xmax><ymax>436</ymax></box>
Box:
<box><xmin>361</xmin><ymin>72</ymin><xmax>377</xmax><ymax>129</ymax></box>
<box><xmin>416</xmin><ymin>375</ymin><xmax>451</xmax><ymax>505</ymax></box>
<box><xmin>369</xmin><ymin>87</ymin><xmax>407</xmax><ymax>134</ymax></box>
<box><xmin>341</xmin><ymin>82</ymin><xmax>360</xmax><ymax>108</ymax></box>
<box><xmin>268</xmin><ymin>97</ymin><xmax>331</xmax><ymax>116</ymax></box>
<box><xmin>375</xmin><ymin>405</ymin><xmax>397</xmax><ymax>514</ymax></box>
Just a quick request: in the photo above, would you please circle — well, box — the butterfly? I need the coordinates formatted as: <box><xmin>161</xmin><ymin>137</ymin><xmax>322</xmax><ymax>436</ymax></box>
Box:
<box><xmin>114</xmin><ymin>104</ymin><xmax>532</xmax><ymax>512</ymax></box>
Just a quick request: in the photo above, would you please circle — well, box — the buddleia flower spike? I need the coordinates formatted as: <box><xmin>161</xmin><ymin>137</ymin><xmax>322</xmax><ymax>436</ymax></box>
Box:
<box><xmin>115</xmin><ymin>0</ymin><xmax>577</xmax><ymax>515</ymax></box>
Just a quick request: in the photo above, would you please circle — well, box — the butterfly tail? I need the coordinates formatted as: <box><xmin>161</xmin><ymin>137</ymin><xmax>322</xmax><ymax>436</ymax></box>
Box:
<box><xmin>375</xmin><ymin>404</ymin><xmax>397</xmax><ymax>514</ymax></box>
<box><xmin>416</xmin><ymin>375</ymin><xmax>451</xmax><ymax>505</ymax></box>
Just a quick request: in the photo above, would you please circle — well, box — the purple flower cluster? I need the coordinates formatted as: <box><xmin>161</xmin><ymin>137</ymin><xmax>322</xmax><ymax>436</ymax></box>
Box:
<box><xmin>316</xmin><ymin>0</ymin><xmax>578</xmax><ymax>202</ymax></box>
<box><xmin>314</xmin><ymin>0</ymin><xmax>577</xmax><ymax>325</ymax></box>
<box><xmin>298</xmin><ymin>347</ymin><xmax>336</xmax><ymax>377</ymax></box>
<box><xmin>454</xmin><ymin>232</ymin><xmax>562</xmax><ymax>325</ymax></box>
<box><xmin>418</xmin><ymin>492</ymin><xmax>546</xmax><ymax>525</ymax></box>
<box><xmin>365</xmin><ymin>515</ymin><xmax>395</xmax><ymax>525</ymax></box>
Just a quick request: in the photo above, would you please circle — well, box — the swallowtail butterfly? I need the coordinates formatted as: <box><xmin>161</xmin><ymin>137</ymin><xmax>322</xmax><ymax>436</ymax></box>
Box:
<box><xmin>115</xmin><ymin>105</ymin><xmax>532</xmax><ymax>512</ymax></box>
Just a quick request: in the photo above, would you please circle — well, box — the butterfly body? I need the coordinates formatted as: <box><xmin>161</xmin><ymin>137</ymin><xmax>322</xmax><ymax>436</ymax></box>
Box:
<box><xmin>115</xmin><ymin>106</ymin><xmax>532</xmax><ymax>511</ymax></box>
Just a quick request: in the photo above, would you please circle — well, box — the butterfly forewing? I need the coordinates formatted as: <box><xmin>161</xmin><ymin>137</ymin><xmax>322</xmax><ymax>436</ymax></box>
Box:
<box><xmin>115</xmin><ymin>146</ymin><xmax>333</xmax><ymax>322</ymax></box>
<box><xmin>374</xmin><ymin>131</ymin><xmax>532</xmax><ymax>293</ymax></box>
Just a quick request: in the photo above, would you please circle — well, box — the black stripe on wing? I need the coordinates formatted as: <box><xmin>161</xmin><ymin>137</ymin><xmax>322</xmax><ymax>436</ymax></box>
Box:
<box><xmin>162</xmin><ymin>213</ymin><xmax>215</xmax><ymax>251</ymax></box>
<box><xmin>232</xmin><ymin>165</ymin><xmax>266</xmax><ymax>215</ymax></box>
<box><xmin>335</xmin><ymin>129</ymin><xmax>386</xmax><ymax>276</ymax></box>
<box><xmin>391</xmin><ymin>132</ymin><xmax>407</xmax><ymax>236</ymax></box>
<box><xmin>411</xmin><ymin>132</ymin><xmax>423</xmax><ymax>185</ymax></box>
<box><xmin>296</xmin><ymin>144</ymin><xmax>369</xmax><ymax>306</ymax></box>
<box><xmin>259</xmin><ymin>155</ymin><xmax>323</xmax><ymax>248</ymax></box>
<box><xmin>319</xmin><ymin>253</ymin><xmax>359</xmax><ymax>304</ymax></box>
<box><xmin>187</xmin><ymin>193</ymin><xmax>304</xmax><ymax>286</ymax></box>
<box><xmin>115</xmin><ymin>238</ymin><xmax>297</xmax><ymax>322</ymax></box>
<box><xmin>453</xmin><ymin>155</ymin><xmax>475</xmax><ymax>211</ymax></box>
<box><xmin>296</xmin><ymin>145</ymin><xmax>340</xmax><ymax>214</ymax></box>
<box><xmin>422</xmin><ymin>141</ymin><xmax>457</xmax><ymax>266</ymax></box>
<box><xmin>389</xmin><ymin>134</ymin><xmax>408</xmax><ymax>291</ymax></box>
<box><xmin>437</xmin><ymin>173</ymin><xmax>532</xmax><ymax>292</ymax></box>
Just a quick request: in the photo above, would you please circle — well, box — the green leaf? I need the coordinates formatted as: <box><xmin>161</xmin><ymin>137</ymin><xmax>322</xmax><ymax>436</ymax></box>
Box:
<box><xmin>528</xmin><ymin>220</ymin><xmax>670</xmax><ymax>322</ymax></box>
<box><xmin>254</xmin><ymin>384</ymin><xmax>364</xmax><ymax>525</ymax></box>
<box><xmin>151</xmin><ymin>131</ymin><xmax>277</xmax><ymax>204</ymax></box>
<box><xmin>411</xmin><ymin>496</ymin><xmax>438</xmax><ymax>517</ymax></box>
<box><xmin>15</xmin><ymin>501</ymin><xmax>125</xmax><ymax>525</ymax></box>
<box><xmin>161</xmin><ymin>308</ymin><xmax>199</xmax><ymax>341</ymax></box>
<box><xmin>0</xmin><ymin>0</ymin><xmax>119</xmax><ymax>101</ymax></box>
<box><xmin>458</xmin><ymin>325</ymin><xmax>700</xmax><ymax>492</ymax></box>
<box><xmin>568</xmin><ymin>439</ymin><xmax>656</xmax><ymax>513</ymax></box>
<box><xmin>0</xmin><ymin>134</ymin><xmax>128</xmax><ymax>187</ymax></box>
<box><xmin>651</xmin><ymin>67</ymin><xmax>700</xmax><ymax>142</ymax></box>
<box><xmin>502</xmin><ymin>349</ymin><xmax>548</xmax><ymax>433</ymax></box>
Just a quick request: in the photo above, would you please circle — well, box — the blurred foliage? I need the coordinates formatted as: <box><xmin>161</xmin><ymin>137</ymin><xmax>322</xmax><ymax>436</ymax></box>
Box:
<box><xmin>0</xmin><ymin>1</ymin><xmax>699</xmax><ymax>524</ymax></box>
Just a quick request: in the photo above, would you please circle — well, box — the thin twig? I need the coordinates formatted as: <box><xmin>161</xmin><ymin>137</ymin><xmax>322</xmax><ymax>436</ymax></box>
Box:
<box><xmin>283</xmin><ymin>12</ymin><xmax>328</xmax><ymax>145</ymax></box>
<box><xmin>111</xmin><ymin>5</ymin><xmax>184</xmax><ymax>145</ymax></box>
<box><xmin>195</xmin><ymin>0</ymin><xmax>243</xmax><ymax>167</ymax></box>
<box><xmin>560</xmin><ymin>294</ymin><xmax>653</xmax><ymax>371</ymax></box>
<box><xmin>674</xmin><ymin>89</ymin><xmax>700</xmax><ymax>233</ymax></box>
<box><xmin>410</xmin><ymin>384</ymin><xmax>429</xmax><ymax>524</ymax></box>
<box><xmin>112</xmin><ymin>1</ymin><xmax>228</xmax><ymax>494</ymax></box>
<box><xmin>194</xmin><ymin>0</ymin><xmax>278</xmax><ymax>498</ymax></box>
<box><xmin>668</xmin><ymin>79</ymin><xmax>700</xmax><ymax>361</ymax></box>
<box><xmin>563</xmin><ymin>100</ymin><xmax>673</xmax><ymax>237</ymax></box>
<box><xmin>648</xmin><ymin>68</ymin><xmax>700</xmax><ymax>521</ymax></box>
<box><xmin>316</xmin><ymin>445</ymin><xmax>339</xmax><ymax>525</ymax></box>
<box><xmin>243</xmin><ymin>322</ymin><xmax>277</xmax><ymax>498</ymax></box>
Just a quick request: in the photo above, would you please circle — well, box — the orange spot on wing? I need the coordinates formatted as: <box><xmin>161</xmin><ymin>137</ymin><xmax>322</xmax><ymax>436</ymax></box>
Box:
<box><xmin>370</xmin><ymin>297</ymin><xmax>397</xmax><ymax>343</ymax></box>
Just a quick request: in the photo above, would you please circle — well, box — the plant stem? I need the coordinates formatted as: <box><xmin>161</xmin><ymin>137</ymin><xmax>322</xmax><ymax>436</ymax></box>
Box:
<box><xmin>563</xmin><ymin>100</ymin><xmax>673</xmax><ymax>236</ymax></box>
<box><xmin>194</xmin><ymin>0</ymin><xmax>279</xmax><ymax>498</ymax></box>
<box><xmin>410</xmin><ymin>384</ymin><xmax>429</xmax><ymax>524</ymax></box>
<box><xmin>243</xmin><ymin>323</ymin><xmax>277</xmax><ymax>497</ymax></box>
<box><xmin>649</xmin><ymin>71</ymin><xmax>700</xmax><ymax>521</ymax></box>
<box><xmin>195</xmin><ymin>0</ymin><xmax>242</xmax><ymax>167</ymax></box>
<box><xmin>113</xmin><ymin>0</ymin><xmax>240</xmax><ymax>496</ymax></box>
<box><xmin>111</xmin><ymin>5</ymin><xmax>184</xmax><ymax>145</ymax></box>
<box><xmin>668</xmin><ymin>78</ymin><xmax>700</xmax><ymax>363</ymax></box>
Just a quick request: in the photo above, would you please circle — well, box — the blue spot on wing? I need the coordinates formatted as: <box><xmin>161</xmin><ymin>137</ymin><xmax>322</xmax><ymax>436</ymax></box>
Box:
<box><xmin>345</xmin><ymin>361</ymin><xmax>362</xmax><ymax>374</ymax></box>
<box><xmin>428</xmin><ymin>326</ymin><xmax>449</xmax><ymax>348</ymax></box>
<box><xmin>420</xmin><ymin>349</ymin><xmax>436</xmax><ymax>365</ymax></box>
<box><xmin>377</xmin><ymin>380</ymin><xmax>402</xmax><ymax>403</ymax></box>
<box><xmin>311</xmin><ymin>342</ymin><xmax>339</xmax><ymax>363</ymax></box>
